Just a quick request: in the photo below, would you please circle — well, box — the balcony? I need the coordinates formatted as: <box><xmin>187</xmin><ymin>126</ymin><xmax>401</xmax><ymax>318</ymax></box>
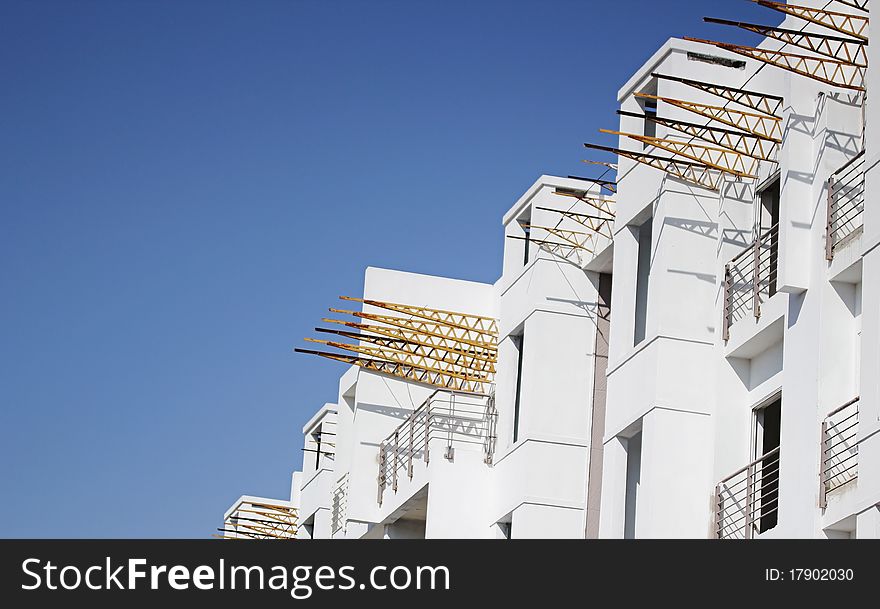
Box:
<box><xmin>722</xmin><ymin>223</ymin><xmax>779</xmax><ymax>342</ymax></box>
<box><xmin>820</xmin><ymin>397</ymin><xmax>859</xmax><ymax>508</ymax></box>
<box><xmin>377</xmin><ymin>389</ymin><xmax>497</xmax><ymax>506</ymax></box>
<box><xmin>826</xmin><ymin>152</ymin><xmax>865</xmax><ymax>261</ymax></box>
<box><xmin>714</xmin><ymin>447</ymin><xmax>780</xmax><ymax>539</ymax></box>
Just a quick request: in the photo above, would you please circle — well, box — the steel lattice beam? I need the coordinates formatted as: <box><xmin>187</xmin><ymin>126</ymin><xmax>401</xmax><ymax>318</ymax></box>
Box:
<box><xmin>651</xmin><ymin>73</ymin><xmax>784</xmax><ymax>117</ymax></box>
<box><xmin>315</xmin><ymin>327</ymin><xmax>497</xmax><ymax>366</ymax></box>
<box><xmin>551</xmin><ymin>189</ymin><xmax>616</xmax><ymax>217</ymax></box>
<box><xmin>294</xmin><ymin>348</ymin><xmax>490</xmax><ymax>393</ymax></box>
<box><xmin>313</xmin><ymin>329</ymin><xmax>496</xmax><ymax>371</ymax></box>
<box><xmin>704</xmin><ymin>18</ymin><xmax>867</xmax><ymax>67</ymax></box>
<box><xmin>753</xmin><ymin>0</ymin><xmax>869</xmax><ymax>41</ymax></box>
<box><xmin>297</xmin><ymin>297</ymin><xmax>499</xmax><ymax>393</ymax></box>
<box><xmin>328</xmin><ymin>309</ymin><xmax>497</xmax><ymax>350</ymax></box>
<box><xmin>618</xmin><ymin>110</ymin><xmax>778</xmax><ymax>162</ymax></box>
<box><xmin>304</xmin><ymin>338</ymin><xmax>494</xmax><ymax>378</ymax></box>
<box><xmin>634</xmin><ymin>92</ymin><xmax>782</xmax><ymax>141</ymax></box>
<box><xmin>834</xmin><ymin>0</ymin><xmax>868</xmax><ymax>13</ymax></box>
<box><xmin>535</xmin><ymin>207</ymin><xmax>614</xmax><ymax>239</ymax></box>
<box><xmin>601</xmin><ymin>130</ymin><xmax>760</xmax><ymax>178</ymax></box>
<box><xmin>319</xmin><ymin>318</ymin><xmax>497</xmax><ymax>360</ymax></box>
<box><xmin>506</xmin><ymin>235</ymin><xmax>593</xmax><ymax>266</ymax></box>
<box><xmin>522</xmin><ymin>223</ymin><xmax>599</xmax><ymax>252</ymax></box>
<box><xmin>217</xmin><ymin>502</ymin><xmax>298</xmax><ymax>540</ymax></box>
<box><xmin>584</xmin><ymin>142</ymin><xmax>723</xmax><ymax>191</ymax></box>
<box><xmin>568</xmin><ymin>175</ymin><xmax>617</xmax><ymax>194</ymax></box>
<box><xmin>339</xmin><ymin>296</ymin><xmax>497</xmax><ymax>338</ymax></box>
<box><xmin>685</xmin><ymin>38</ymin><xmax>865</xmax><ymax>91</ymax></box>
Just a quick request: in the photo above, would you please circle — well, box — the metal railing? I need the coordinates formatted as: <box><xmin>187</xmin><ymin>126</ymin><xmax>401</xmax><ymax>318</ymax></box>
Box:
<box><xmin>714</xmin><ymin>446</ymin><xmax>780</xmax><ymax>539</ymax></box>
<box><xmin>377</xmin><ymin>389</ymin><xmax>497</xmax><ymax>506</ymax></box>
<box><xmin>826</xmin><ymin>151</ymin><xmax>866</xmax><ymax>260</ymax></box>
<box><xmin>819</xmin><ymin>397</ymin><xmax>859</xmax><ymax>508</ymax></box>
<box><xmin>722</xmin><ymin>223</ymin><xmax>779</xmax><ymax>341</ymax></box>
<box><xmin>330</xmin><ymin>473</ymin><xmax>349</xmax><ymax>535</ymax></box>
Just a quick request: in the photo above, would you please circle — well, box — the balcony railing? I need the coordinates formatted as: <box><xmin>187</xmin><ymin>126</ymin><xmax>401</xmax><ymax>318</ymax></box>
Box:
<box><xmin>722</xmin><ymin>223</ymin><xmax>779</xmax><ymax>341</ymax></box>
<box><xmin>714</xmin><ymin>447</ymin><xmax>780</xmax><ymax>539</ymax></box>
<box><xmin>377</xmin><ymin>389</ymin><xmax>497</xmax><ymax>506</ymax></box>
<box><xmin>826</xmin><ymin>151</ymin><xmax>866</xmax><ymax>260</ymax></box>
<box><xmin>819</xmin><ymin>397</ymin><xmax>859</xmax><ymax>508</ymax></box>
<box><xmin>331</xmin><ymin>473</ymin><xmax>349</xmax><ymax>535</ymax></box>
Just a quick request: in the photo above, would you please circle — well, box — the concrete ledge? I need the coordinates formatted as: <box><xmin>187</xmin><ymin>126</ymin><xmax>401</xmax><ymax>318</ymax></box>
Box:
<box><xmin>828</xmin><ymin>229</ymin><xmax>863</xmax><ymax>284</ymax></box>
<box><xmin>724</xmin><ymin>293</ymin><xmax>786</xmax><ymax>359</ymax></box>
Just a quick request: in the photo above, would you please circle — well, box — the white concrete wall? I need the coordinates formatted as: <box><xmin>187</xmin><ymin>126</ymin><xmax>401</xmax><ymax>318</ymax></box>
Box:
<box><xmin>493</xmin><ymin>176</ymin><xmax>608</xmax><ymax>538</ymax></box>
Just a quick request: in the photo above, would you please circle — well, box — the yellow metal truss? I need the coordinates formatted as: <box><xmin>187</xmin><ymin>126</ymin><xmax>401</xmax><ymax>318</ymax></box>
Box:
<box><xmin>601</xmin><ymin>130</ymin><xmax>760</xmax><ymax>178</ymax></box>
<box><xmin>297</xmin><ymin>298</ymin><xmax>499</xmax><ymax>393</ymax></box>
<box><xmin>619</xmin><ymin>110</ymin><xmax>778</xmax><ymax>162</ymax></box>
<box><xmin>522</xmin><ymin>223</ymin><xmax>599</xmax><ymax>252</ymax></box>
<box><xmin>295</xmin><ymin>348</ymin><xmax>491</xmax><ymax>393</ymax></box>
<box><xmin>686</xmin><ymin>38</ymin><xmax>865</xmax><ymax>92</ymax></box>
<box><xmin>651</xmin><ymin>72</ymin><xmax>784</xmax><ymax>117</ymax></box>
<box><xmin>552</xmin><ymin>189</ymin><xmax>616</xmax><ymax>217</ymax></box>
<box><xmin>304</xmin><ymin>337</ymin><xmax>495</xmax><ymax>376</ymax></box>
<box><xmin>753</xmin><ymin>0</ymin><xmax>869</xmax><ymax>41</ymax></box>
<box><xmin>339</xmin><ymin>296</ymin><xmax>497</xmax><ymax>338</ymax></box>
<box><xmin>634</xmin><ymin>92</ymin><xmax>782</xmax><ymax>141</ymax></box>
<box><xmin>319</xmin><ymin>318</ymin><xmax>497</xmax><ymax>361</ymax></box>
<box><xmin>704</xmin><ymin>18</ymin><xmax>867</xmax><ymax>67</ymax></box>
<box><xmin>584</xmin><ymin>142</ymin><xmax>724</xmax><ymax>191</ymax></box>
<box><xmin>328</xmin><ymin>309</ymin><xmax>497</xmax><ymax>350</ymax></box>
<box><xmin>216</xmin><ymin>502</ymin><xmax>298</xmax><ymax>540</ymax></box>
<box><xmin>535</xmin><ymin>207</ymin><xmax>614</xmax><ymax>239</ymax></box>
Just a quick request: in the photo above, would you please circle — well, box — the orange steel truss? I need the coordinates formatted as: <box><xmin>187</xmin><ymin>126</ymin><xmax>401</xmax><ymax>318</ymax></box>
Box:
<box><xmin>634</xmin><ymin>92</ymin><xmax>783</xmax><ymax>141</ymax></box>
<box><xmin>651</xmin><ymin>73</ymin><xmax>784</xmax><ymax>117</ymax></box>
<box><xmin>215</xmin><ymin>502</ymin><xmax>298</xmax><ymax>540</ymax></box>
<box><xmin>296</xmin><ymin>298</ymin><xmax>498</xmax><ymax>394</ymax></box>
<box><xmin>601</xmin><ymin>130</ymin><xmax>760</xmax><ymax>178</ymax></box>
<box><xmin>685</xmin><ymin>38</ymin><xmax>866</xmax><ymax>91</ymax></box>
<box><xmin>704</xmin><ymin>18</ymin><xmax>867</xmax><ymax>67</ymax></box>
<box><xmin>618</xmin><ymin>110</ymin><xmax>778</xmax><ymax>161</ymax></box>
<box><xmin>753</xmin><ymin>0</ymin><xmax>869</xmax><ymax>41</ymax></box>
<box><xmin>584</xmin><ymin>142</ymin><xmax>723</xmax><ymax>191</ymax></box>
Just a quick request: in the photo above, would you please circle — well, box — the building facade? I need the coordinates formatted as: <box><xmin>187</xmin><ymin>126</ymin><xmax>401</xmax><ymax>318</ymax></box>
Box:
<box><xmin>224</xmin><ymin>0</ymin><xmax>880</xmax><ymax>539</ymax></box>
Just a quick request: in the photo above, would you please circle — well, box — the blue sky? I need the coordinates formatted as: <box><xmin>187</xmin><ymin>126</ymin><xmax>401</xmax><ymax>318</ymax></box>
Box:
<box><xmin>0</xmin><ymin>0</ymin><xmax>771</xmax><ymax>537</ymax></box>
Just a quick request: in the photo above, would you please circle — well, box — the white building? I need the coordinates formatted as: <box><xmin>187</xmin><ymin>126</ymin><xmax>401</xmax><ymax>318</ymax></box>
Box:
<box><xmin>224</xmin><ymin>0</ymin><xmax>879</xmax><ymax>539</ymax></box>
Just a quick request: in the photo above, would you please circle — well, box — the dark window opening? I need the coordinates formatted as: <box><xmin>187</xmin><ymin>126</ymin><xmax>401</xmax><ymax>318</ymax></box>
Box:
<box><xmin>759</xmin><ymin>178</ymin><xmax>780</xmax><ymax>297</ymax></box>
<box><xmin>642</xmin><ymin>98</ymin><xmax>657</xmax><ymax>141</ymax></box>
<box><xmin>755</xmin><ymin>398</ymin><xmax>781</xmax><ymax>534</ymax></box>
<box><xmin>624</xmin><ymin>431</ymin><xmax>642</xmax><ymax>539</ymax></box>
<box><xmin>512</xmin><ymin>333</ymin><xmax>525</xmax><ymax>443</ymax></box>
<box><xmin>518</xmin><ymin>219</ymin><xmax>531</xmax><ymax>266</ymax></box>
<box><xmin>633</xmin><ymin>216</ymin><xmax>652</xmax><ymax>346</ymax></box>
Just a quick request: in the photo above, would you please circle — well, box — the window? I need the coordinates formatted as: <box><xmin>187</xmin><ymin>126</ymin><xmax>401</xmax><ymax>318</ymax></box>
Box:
<box><xmin>758</xmin><ymin>177</ymin><xmax>780</xmax><ymax>297</ymax></box>
<box><xmin>311</xmin><ymin>430</ymin><xmax>323</xmax><ymax>469</ymax></box>
<box><xmin>633</xmin><ymin>216</ymin><xmax>652</xmax><ymax>346</ymax></box>
<box><xmin>754</xmin><ymin>397</ymin><xmax>781</xmax><ymax>534</ymax></box>
<box><xmin>511</xmin><ymin>333</ymin><xmax>525</xmax><ymax>443</ymax></box>
<box><xmin>642</xmin><ymin>97</ymin><xmax>657</xmax><ymax>140</ymax></box>
<box><xmin>518</xmin><ymin>213</ymin><xmax>531</xmax><ymax>267</ymax></box>
<box><xmin>624</xmin><ymin>431</ymin><xmax>642</xmax><ymax>539</ymax></box>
